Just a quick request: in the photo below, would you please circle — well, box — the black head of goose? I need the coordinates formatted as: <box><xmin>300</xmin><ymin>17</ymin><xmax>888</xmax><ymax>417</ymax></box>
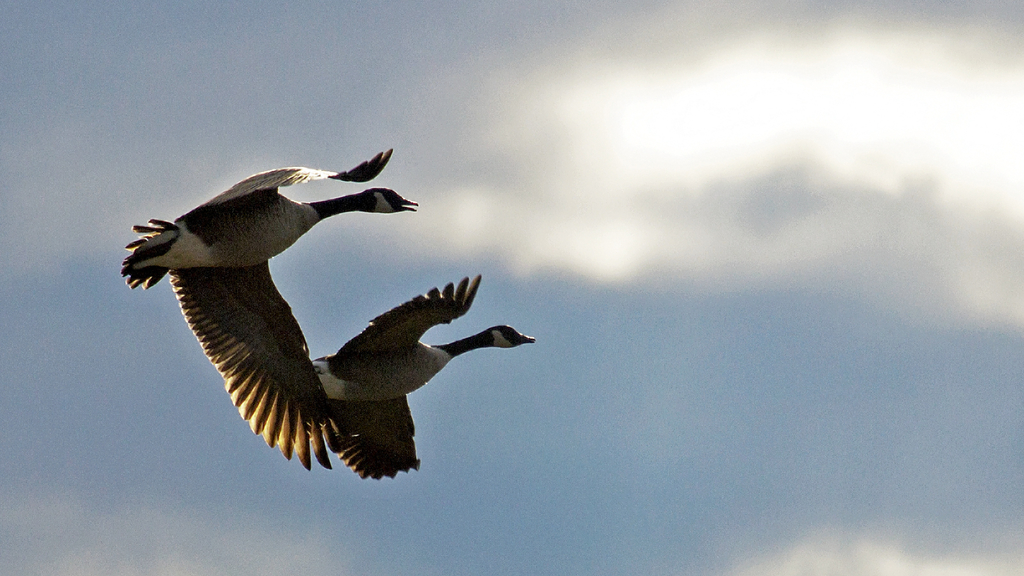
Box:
<box><xmin>311</xmin><ymin>275</ymin><xmax>535</xmax><ymax>479</ymax></box>
<box><xmin>122</xmin><ymin>149</ymin><xmax>416</xmax><ymax>289</ymax></box>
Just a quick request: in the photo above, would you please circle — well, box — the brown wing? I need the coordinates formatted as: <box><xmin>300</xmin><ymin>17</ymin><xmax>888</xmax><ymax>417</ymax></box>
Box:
<box><xmin>328</xmin><ymin>397</ymin><xmax>419</xmax><ymax>479</ymax></box>
<box><xmin>339</xmin><ymin>275</ymin><xmax>481</xmax><ymax>353</ymax></box>
<box><xmin>170</xmin><ymin>262</ymin><xmax>334</xmax><ymax>470</ymax></box>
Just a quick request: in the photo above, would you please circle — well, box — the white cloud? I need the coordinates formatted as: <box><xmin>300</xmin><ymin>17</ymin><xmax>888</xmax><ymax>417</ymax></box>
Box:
<box><xmin>10</xmin><ymin>11</ymin><xmax>1024</xmax><ymax>327</ymax></box>
<box><xmin>566</xmin><ymin>36</ymin><xmax>1024</xmax><ymax>207</ymax></box>
<box><xmin>726</xmin><ymin>534</ymin><xmax>1024</xmax><ymax>576</ymax></box>
<box><xmin>0</xmin><ymin>491</ymin><xmax>351</xmax><ymax>576</ymax></box>
<box><xmin>391</xmin><ymin>25</ymin><xmax>1024</xmax><ymax>325</ymax></box>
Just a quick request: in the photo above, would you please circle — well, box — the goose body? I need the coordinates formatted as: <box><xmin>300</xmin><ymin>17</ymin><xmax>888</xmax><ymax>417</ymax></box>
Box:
<box><xmin>122</xmin><ymin>149</ymin><xmax>416</xmax><ymax>288</ymax></box>
<box><xmin>313</xmin><ymin>276</ymin><xmax>535</xmax><ymax>479</ymax></box>
<box><xmin>166</xmin><ymin>265</ymin><xmax>533</xmax><ymax>476</ymax></box>
<box><xmin>314</xmin><ymin>345</ymin><xmax>452</xmax><ymax>401</ymax></box>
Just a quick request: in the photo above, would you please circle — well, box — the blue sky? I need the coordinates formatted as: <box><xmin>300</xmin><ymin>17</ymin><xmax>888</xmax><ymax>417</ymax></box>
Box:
<box><xmin>3</xmin><ymin>0</ymin><xmax>1024</xmax><ymax>574</ymax></box>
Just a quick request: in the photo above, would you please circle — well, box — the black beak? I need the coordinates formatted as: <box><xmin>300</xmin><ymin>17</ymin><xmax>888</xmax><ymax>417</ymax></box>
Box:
<box><xmin>396</xmin><ymin>197</ymin><xmax>418</xmax><ymax>212</ymax></box>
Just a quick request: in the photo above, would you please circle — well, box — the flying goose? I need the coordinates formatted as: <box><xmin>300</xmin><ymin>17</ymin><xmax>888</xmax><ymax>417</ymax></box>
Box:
<box><xmin>169</xmin><ymin>266</ymin><xmax>533</xmax><ymax>474</ymax></box>
<box><xmin>122</xmin><ymin>149</ymin><xmax>416</xmax><ymax>289</ymax></box>
<box><xmin>313</xmin><ymin>275</ymin><xmax>535</xmax><ymax>479</ymax></box>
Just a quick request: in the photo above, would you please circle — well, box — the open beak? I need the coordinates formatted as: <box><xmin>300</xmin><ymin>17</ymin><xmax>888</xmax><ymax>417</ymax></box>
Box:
<box><xmin>397</xmin><ymin>197</ymin><xmax>418</xmax><ymax>212</ymax></box>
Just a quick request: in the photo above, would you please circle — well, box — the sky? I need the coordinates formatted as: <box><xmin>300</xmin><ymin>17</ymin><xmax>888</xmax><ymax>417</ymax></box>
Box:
<box><xmin>2</xmin><ymin>0</ymin><xmax>1024</xmax><ymax>574</ymax></box>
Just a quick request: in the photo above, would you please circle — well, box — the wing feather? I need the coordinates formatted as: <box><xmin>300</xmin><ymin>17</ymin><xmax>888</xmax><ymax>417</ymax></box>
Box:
<box><xmin>199</xmin><ymin>168</ymin><xmax>338</xmax><ymax>208</ymax></box>
<box><xmin>329</xmin><ymin>397</ymin><xmax>419</xmax><ymax>479</ymax></box>
<box><xmin>170</xmin><ymin>262</ymin><xmax>335</xmax><ymax>470</ymax></box>
<box><xmin>339</xmin><ymin>275</ymin><xmax>481</xmax><ymax>353</ymax></box>
<box><xmin>198</xmin><ymin>149</ymin><xmax>393</xmax><ymax>207</ymax></box>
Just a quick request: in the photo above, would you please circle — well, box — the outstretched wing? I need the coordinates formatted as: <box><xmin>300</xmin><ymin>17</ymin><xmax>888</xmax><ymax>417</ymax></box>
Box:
<box><xmin>199</xmin><ymin>167</ymin><xmax>337</xmax><ymax>208</ymax></box>
<box><xmin>170</xmin><ymin>262</ymin><xmax>335</xmax><ymax>470</ymax></box>
<box><xmin>328</xmin><ymin>149</ymin><xmax>392</xmax><ymax>183</ymax></box>
<box><xmin>328</xmin><ymin>396</ymin><xmax>419</xmax><ymax>479</ymax></box>
<box><xmin>339</xmin><ymin>275</ymin><xmax>482</xmax><ymax>353</ymax></box>
<box><xmin>201</xmin><ymin>149</ymin><xmax>393</xmax><ymax>207</ymax></box>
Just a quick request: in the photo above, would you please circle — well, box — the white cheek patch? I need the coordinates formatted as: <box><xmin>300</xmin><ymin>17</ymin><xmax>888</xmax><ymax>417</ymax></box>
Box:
<box><xmin>374</xmin><ymin>190</ymin><xmax>401</xmax><ymax>213</ymax></box>
<box><xmin>491</xmin><ymin>329</ymin><xmax>514</xmax><ymax>348</ymax></box>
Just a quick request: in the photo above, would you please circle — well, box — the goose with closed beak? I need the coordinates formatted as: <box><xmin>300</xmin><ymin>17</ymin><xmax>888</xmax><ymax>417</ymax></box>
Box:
<box><xmin>122</xmin><ymin>149</ymin><xmax>416</xmax><ymax>289</ymax></box>
<box><xmin>313</xmin><ymin>275</ymin><xmax>535</xmax><ymax>479</ymax></box>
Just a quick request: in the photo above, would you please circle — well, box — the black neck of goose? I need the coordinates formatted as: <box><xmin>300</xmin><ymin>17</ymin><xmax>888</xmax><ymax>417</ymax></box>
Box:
<box><xmin>309</xmin><ymin>193</ymin><xmax>373</xmax><ymax>219</ymax></box>
<box><xmin>436</xmin><ymin>330</ymin><xmax>494</xmax><ymax>358</ymax></box>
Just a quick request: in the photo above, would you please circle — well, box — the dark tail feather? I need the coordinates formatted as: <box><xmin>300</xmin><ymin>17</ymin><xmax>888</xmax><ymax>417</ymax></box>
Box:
<box><xmin>122</xmin><ymin>219</ymin><xmax>179</xmax><ymax>289</ymax></box>
<box><xmin>123</xmin><ymin>266</ymin><xmax>169</xmax><ymax>289</ymax></box>
<box><xmin>132</xmin><ymin>219</ymin><xmax>177</xmax><ymax>234</ymax></box>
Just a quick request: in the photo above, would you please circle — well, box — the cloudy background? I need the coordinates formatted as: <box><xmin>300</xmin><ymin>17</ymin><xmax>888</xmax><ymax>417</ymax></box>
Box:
<box><xmin>3</xmin><ymin>0</ymin><xmax>1024</xmax><ymax>574</ymax></box>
